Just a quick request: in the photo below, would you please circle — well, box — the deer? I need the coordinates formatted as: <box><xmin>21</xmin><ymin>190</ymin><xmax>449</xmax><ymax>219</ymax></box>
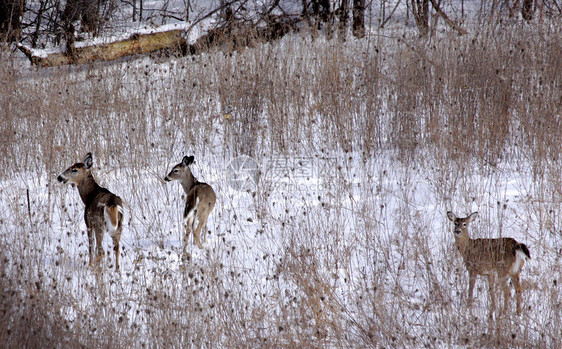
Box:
<box><xmin>58</xmin><ymin>153</ymin><xmax>123</xmax><ymax>271</ymax></box>
<box><xmin>447</xmin><ymin>211</ymin><xmax>530</xmax><ymax>316</ymax></box>
<box><xmin>165</xmin><ymin>155</ymin><xmax>216</xmax><ymax>249</ymax></box>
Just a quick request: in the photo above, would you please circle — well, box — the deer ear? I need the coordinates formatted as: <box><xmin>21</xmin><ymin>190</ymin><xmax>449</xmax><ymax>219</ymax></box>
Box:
<box><xmin>83</xmin><ymin>153</ymin><xmax>93</xmax><ymax>169</ymax></box>
<box><xmin>447</xmin><ymin>211</ymin><xmax>456</xmax><ymax>221</ymax></box>
<box><xmin>182</xmin><ymin>155</ymin><xmax>195</xmax><ymax>166</ymax></box>
<box><xmin>468</xmin><ymin>212</ymin><xmax>479</xmax><ymax>221</ymax></box>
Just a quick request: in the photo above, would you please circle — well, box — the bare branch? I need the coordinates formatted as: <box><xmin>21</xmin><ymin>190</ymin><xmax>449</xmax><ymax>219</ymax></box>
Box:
<box><xmin>429</xmin><ymin>0</ymin><xmax>467</xmax><ymax>35</ymax></box>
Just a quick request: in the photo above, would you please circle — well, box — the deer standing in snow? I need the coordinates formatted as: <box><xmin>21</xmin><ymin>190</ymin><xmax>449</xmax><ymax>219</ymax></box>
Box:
<box><xmin>165</xmin><ymin>156</ymin><xmax>216</xmax><ymax>249</ymax></box>
<box><xmin>447</xmin><ymin>211</ymin><xmax>530</xmax><ymax>316</ymax></box>
<box><xmin>58</xmin><ymin>153</ymin><xmax>123</xmax><ymax>271</ymax></box>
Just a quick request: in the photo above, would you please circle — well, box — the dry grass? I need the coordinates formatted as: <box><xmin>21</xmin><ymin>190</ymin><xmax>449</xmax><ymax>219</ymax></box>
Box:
<box><xmin>0</xmin><ymin>20</ymin><xmax>561</xmax><ymax>347</ymax></box>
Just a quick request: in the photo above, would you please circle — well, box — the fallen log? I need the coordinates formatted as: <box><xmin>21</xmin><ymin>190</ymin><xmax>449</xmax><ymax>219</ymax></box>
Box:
<box><xmin>18</xmin><ymin>15</ymin><xmax>300</xmax><ymax>67</ymax></box>
<box><xmin>18</xmin><ymin>28</ymin><xmax>186</xmax><ymax>67</ymax></box>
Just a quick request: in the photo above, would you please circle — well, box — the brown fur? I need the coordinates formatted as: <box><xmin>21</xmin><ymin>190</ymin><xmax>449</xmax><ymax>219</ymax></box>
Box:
<box><xmin>165</xmin><ymin>156</ymin><xmax>216</xmax><ymax>249</ymax></box>
<box><xmin>58</xmin><ymin>153</ymin><xmax>123</xmax><ymax>271</ymax></box>
<box><xmin>447</xmin><ymin>211</ymin><xmax>530</xmax><ymax>315</ymax></box>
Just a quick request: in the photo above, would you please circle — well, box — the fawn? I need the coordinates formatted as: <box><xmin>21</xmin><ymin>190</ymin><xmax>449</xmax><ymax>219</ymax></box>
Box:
<box><xmin>447</xmin><ymin>211</ymin><xmax>530</xmax><ymax>315</ymax></box>
<box><xmin>58</xmin><ymin>153</ymin><xmax>123</xmax><ymax>271</ymax></box>
<box><xmin>165</xmin><ymin>156</ymin><xmax>216</xmax><ymax>249</ymax></box>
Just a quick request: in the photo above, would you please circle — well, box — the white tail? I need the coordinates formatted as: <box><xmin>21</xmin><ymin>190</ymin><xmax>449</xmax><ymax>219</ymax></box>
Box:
<box><xmin>447</xmin><ymin>211</ymin><xmax>530</xmax><ymax>315</ymax></box>
<box><xmin>58</xmin><ymin>153</ymin><xmax>124</xmax><ymax>271</ymax></box>
<box><xmin>165</xmin><ymin>156</ymin><xmax>216</xmax><ymax>249</ymax></box>
<box><xmin>102</xmin><ymin>203</ymin><xmax>123</xmax><ymax>230</ymax></box>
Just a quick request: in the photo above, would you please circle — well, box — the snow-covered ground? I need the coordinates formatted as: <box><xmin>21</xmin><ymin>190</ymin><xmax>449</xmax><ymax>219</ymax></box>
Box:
<box><xmin>1</xmin><ymin>18</ymin><xmax>561</xmax><ymax>346</ymax></box>
<box><xmin>2</xmin><ymin>150</ymin><xmax>559</xmax><ymax>345</ymax></box>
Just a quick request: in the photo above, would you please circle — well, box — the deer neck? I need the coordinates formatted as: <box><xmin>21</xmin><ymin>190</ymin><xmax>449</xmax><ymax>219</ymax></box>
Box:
<box><xmin>76</xmin><ymin>172</ymin><xmax>103</xmax><ymax>205</ymax></box>
<box><xmin>454</xmin><ymin>232</ymin><xmax>472</xmax><ymax>256</ymax></box>
<box><xmin>179</xmin><ymin>170</ymin><xmax>197</xmax><ymax>195</ymax></box>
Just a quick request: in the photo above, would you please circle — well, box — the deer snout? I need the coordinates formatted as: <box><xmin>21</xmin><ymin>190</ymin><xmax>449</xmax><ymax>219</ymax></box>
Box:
<box><xmin>164</xmin><ymin>176</ymin><xmax>171</xmax><ymax>182</ymax></box>
<box><xmin>57</xmin><ymin>175</ymin><xmax>67</xmax><ymax>183</ymax></box>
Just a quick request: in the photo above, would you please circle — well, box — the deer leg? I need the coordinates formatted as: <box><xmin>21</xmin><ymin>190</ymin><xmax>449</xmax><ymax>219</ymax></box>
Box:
<box><xmin>468</xmin><ymin>272</ymin><xmax>476</xmax><ymax>315</ymax></box>
<box><xmin>202</xmin><ymin>223</ymin><xmax>208</xmax><ymax>243</ymax></box>
<box><xmin>497</xmin><ymin>276</ymin><xmax>510</xmax><ymax>314</ymax></box>
<box><xmin>95</xmin><ymin>228</ymin><xmax>104</xmax><ymax>267</ymax></box>
<box><xmin>512</xmin><ymin>274</ymin><xmax>522</xmax><ymax>314</ymax></box>
<box><xmin>87</xmin><ymin>227</ymin><xmax>95</xmax><ymax>267</ymax></box>
<box><xmin>199</xmin><ymin>211</ymin><xmax>210</xmax><ymax>244</ymax></box>
<box><xmin>487</xmin><ymin>274</ymin><xmax>496</xmax><ymax>316</ymax></box>
<box><xmin>193</xmin><ymin>221</ymin><xmax>204</xmax><ymax>249</ymax></box>
<box><xmin>185</xmin><ymin>216</ymin><xmax>194</xmax><ymax>250</ymax></box>
<box><xmin>111</xmin><ymin>231</ymin><xmax>121</xmax><ymax>272</ymax></box>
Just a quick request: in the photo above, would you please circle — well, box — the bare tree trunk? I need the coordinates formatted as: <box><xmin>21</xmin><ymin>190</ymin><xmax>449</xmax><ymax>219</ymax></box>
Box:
<box><xmin>411</xmin><ymin>0</ymin><xmax>429</xmax><ymax>36</ymax></box>
<box><xmin>186</xmin><ymin>0</ymin><xmax>191</xmax><ymax>21</ymax></box>
<box><xmin>303</xmin><ymin>0</ymin><xmax>331</xmax><ymax>30</ymax></box>
<box><xmin>301</xmin><ymin>0</ymin><xmax>309</xmax><ymax>19</ymax></box>
<box><xmin>62</xmin><ymin>0</ymin><xmax>100</xmax><ymax>34</ymax></box>
<box><xmin>0</xmin><ymin>0</ymin><xmax>25</xmax><ymax>42</ymax></box>
<box><xmin>313</xmin><ymin>0</ymin><xmax>331</xmax><ymax>24</ymax></box>
<box><xmin>352</xmin><ymin>0</ymin><xmax>365</xmax><ymax>38</ymax></box>
<box><xmin>338</xmin><ymin>0</ymin><xmax>349</xmax><ymax>34</ymax></box>
<box><xmin>521</xmin><ymin>0</ymin><xmax>534</xmax><ymax>20</ymax></box>
<box><xmin>31</xmin><ymin>0</ymin><xmax>47</xmax><ymax>47</ymax></box>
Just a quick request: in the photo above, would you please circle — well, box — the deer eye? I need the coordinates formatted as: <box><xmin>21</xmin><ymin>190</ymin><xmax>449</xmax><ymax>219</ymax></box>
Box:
<box><xmin>462</xmin><ymin>223</ymin><xmax>467</xmax><ymax>227</ymax></box>
<box><xmin>71</xmin><ymin>169</ymin><xmax>78</xmax><ymax>173</ymax></box>
<box><xmin>174</xmin><ymin>169</ymin><xmax>179</xmax><ymax>173</ymax></box>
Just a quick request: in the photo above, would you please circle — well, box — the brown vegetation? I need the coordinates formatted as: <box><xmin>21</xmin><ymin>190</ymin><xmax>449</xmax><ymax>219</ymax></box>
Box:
<box><xmin>0</xmin><ymin>20</ymin><xmax>560</xmax><ymax>347</ymax></box>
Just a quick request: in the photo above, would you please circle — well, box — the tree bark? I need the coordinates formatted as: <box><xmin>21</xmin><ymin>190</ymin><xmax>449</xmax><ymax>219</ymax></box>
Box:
<box><xmin>352</xmin><ymin>0</ymin><xmax>365</xmax><ymax>38</ymax></box>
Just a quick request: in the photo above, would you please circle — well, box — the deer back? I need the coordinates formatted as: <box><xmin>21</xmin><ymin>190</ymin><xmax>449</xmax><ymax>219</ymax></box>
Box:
<box><xmin>459</xmin><ymin>237</ymin><xmax>519</xmax><ymax>276</ymax></box>
<box><xmin>85</xmin><ymin>187</ymin><xmax>123</xmax><ymax>230</ymax></box>
<box><xmin>184</xmin><ymin>182</ymin><xmax>216</xmax><ymax>218</ymax></box>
